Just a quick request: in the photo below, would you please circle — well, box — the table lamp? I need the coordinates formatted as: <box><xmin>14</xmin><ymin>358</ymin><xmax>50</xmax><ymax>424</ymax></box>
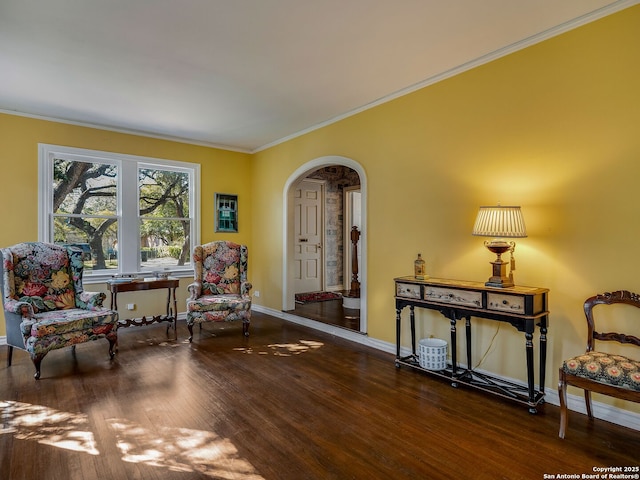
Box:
<box><xmin>472</xmin><ymin>205</ymin><xmax>527</xmax><ymax>288</ymax></box>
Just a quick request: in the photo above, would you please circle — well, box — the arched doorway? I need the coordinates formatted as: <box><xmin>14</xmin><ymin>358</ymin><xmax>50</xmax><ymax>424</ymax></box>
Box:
<box><xmin>283</xmin><ymin>156</ymin><xmax>367</xmax><ymax>334</ymax></box>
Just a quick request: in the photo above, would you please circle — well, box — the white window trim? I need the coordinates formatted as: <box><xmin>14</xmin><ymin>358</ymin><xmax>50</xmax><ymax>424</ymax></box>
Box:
<box><xmin>38</xmin><ymin>144</ymin><xmax>200</xmax><ymax>284</ymax></box>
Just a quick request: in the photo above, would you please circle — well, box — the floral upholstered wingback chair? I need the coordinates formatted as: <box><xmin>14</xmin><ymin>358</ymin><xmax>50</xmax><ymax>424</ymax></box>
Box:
<box><xmin>186</xmin><ymin>241</ymin><xmax>252</xmax><ymax>342</ymax></box>
<box><xmin>0</xmin><ymin>242</ymin><xmax>119</xmax><ymax>379</ymax></box>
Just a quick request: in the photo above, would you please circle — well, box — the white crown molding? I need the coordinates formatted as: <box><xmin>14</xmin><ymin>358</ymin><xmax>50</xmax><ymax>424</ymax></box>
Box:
<box><xmin>1</xmin><ymin>1</ymin><xmax>638</xmax><ymax>155</ymax></box>
<box><xmin>253</xmin><ymin>0</ymin><xmax>640</xmax><ymax>153</ymax></box>
<box><xmin>0</xmin><ymin>108</ymin><xmax>252</xmax><ymax>154</ymax></box>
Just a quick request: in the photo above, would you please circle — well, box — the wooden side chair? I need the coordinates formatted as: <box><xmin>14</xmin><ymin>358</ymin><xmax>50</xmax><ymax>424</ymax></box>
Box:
<box><xmin>558</xmin><ymin>290</ymin><xmax>640</xmax><ymax>438</ymax></box>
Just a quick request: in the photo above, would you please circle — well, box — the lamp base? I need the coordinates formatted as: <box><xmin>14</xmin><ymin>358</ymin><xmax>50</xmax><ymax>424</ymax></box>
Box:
<box><xmin>485</xmin><ymin>259</ymin><xmax>514</xmax><ymax>288</ymax></box>
<box><xmin>485</xmin><ymin>279</ymin><xmax>514</xmax><ymax>288</ymax></box>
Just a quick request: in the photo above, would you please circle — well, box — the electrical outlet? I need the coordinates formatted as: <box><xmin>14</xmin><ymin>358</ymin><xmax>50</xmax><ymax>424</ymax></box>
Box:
<box><xmin>254</xmin><ymin>290</ymin><xmax>260</xmax><ymax>297</ymax></box>
<box><xmin>127</xmin><ymin>303</ymin><xmax>135</xmax><ymax>310</ymax></box>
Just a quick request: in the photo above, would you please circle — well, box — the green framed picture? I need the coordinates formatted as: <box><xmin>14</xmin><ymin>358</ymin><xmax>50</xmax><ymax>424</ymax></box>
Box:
<box><xmin>215</xmin><ymin>193</ymin><xmax>238</xmax><ymax>232</ymax></box>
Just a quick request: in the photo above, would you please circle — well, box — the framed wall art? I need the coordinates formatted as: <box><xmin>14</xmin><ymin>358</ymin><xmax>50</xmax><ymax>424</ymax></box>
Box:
<box><xmin>215</xmin><ymin>193</ymin><xmax>238</xmax><ymax>232</ymax></box>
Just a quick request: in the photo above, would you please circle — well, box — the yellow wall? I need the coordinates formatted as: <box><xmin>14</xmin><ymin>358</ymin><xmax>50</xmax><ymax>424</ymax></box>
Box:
<box><xmin>250</xmin><ymin>6</ymin><xmax>640</xmax><ymax>411</ymax></box>
<box><xmin>1</xmin><ymin>6</ymin><xmax>639</xmax><ymax>414</ymax></box>
<box><xmin>0</xmin><ymin>113</ymin><xmax>252</xmax><ymax>327</ymax></box>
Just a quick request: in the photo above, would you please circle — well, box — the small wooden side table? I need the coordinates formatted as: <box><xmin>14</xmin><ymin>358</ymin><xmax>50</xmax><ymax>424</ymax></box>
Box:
<box><xmin>108</xmin><ymin>277</ymin><xmax>179</xmax><ymax>341</ymax></box>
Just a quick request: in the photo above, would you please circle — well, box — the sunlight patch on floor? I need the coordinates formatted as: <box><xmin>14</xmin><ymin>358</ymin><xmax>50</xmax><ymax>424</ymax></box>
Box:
<box><xmin>234</xmin><ymin>339</ymin><xmax>324</xmax><ymax>356</ymax></box>
<box><xmin>0</xmin><ymin>400</ymin><xmax>99</xmax><ymax>455</ymax></box>
<box><xmin>108</xmin><ymin>418</ymin><xmax>264</xmax><ymax>479</ymax></box>
<box><xmin>0</xmin><ymin>400</ymin><xmax>264</xmax><ymax>478</ymax></box>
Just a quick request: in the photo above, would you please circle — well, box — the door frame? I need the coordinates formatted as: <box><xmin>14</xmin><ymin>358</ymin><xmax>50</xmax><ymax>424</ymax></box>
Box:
<box><xmin>283</xmin><ymin>156</ymin><xmax>367</xmax><ymax>334</ymax></box>
<box><xmin>343</xmin><ymin>185</ymin><xmax>361</xmax><ymax>292</ymax></box>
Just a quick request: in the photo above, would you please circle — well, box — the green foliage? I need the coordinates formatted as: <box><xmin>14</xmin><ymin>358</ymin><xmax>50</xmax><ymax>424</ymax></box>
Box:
<box><xmin>53</xmin><ymin>159</ymin><xmax>191</xmax><ymax>269</ymax></box>
<box><xmin>140</xmin><ymin>246</ymin><xmax>181</xmax><ymax>261</ymax></box>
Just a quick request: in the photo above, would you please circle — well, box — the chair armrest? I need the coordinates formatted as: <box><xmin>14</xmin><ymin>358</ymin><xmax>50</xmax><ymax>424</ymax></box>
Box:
<box><xmin>20</xmin><ymin>318</ymin><xmax>37</xmax><ymax>336</ymax></box>
<box><xmin>76</xmin><ymin>291</ymin><xmax>106</xmax><ymax>310</ymax></box>
<box><xmin>241</xmin><ymin>282</ymin><xmax>253</xmax><ymax>297</ymax></box>
<box><xmin>188</xmin><ymin>281</ymin><xmax>203</xmax><ymax>300</ymax></box>
<box><xmin>3</xmin><ymin>299</ymin><xmax>34</xmax><ymax>318</ymax></box>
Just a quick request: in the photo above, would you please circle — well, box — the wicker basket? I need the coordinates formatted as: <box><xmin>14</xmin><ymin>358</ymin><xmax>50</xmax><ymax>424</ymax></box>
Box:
<box><xmin>418</xmin><ymin>338</ymin><xmax>448</xmax><ymax>370</ymax></box>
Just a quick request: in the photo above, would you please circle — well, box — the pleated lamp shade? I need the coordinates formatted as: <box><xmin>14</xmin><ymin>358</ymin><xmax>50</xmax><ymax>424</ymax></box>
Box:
<box><xmin>472</xmin><ymin>205</ymin><xmax>527</xmax><ymax>238</ymax></box>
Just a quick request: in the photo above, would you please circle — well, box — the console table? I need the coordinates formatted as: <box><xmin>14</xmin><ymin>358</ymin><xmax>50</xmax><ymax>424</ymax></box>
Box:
<box><xmin>108</xmin><ymin>277</ymin><xmax>179</xmax><ymax>341</ymax></box>
<box><xmin>394</xmin><ymin>276</ymin><xmax>549</xmax><ymax>413</ymax></box>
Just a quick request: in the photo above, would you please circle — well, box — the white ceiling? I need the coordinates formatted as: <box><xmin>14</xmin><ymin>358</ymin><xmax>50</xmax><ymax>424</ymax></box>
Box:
<box><xmin>0</xmin><ymin>0</ymin><xmax>633</xmax><ymax>152</ymax></box>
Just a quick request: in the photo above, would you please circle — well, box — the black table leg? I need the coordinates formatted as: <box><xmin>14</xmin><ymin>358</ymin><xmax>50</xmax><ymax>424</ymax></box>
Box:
<box><xmin>410</xmin><ymin>306</ymin><xmax>416</xmax><ymax>357</ymax></box>
<box><xmin>465</xmin><ymin>316</ymin><xmax>472</xmax><ymax>371</ymax></box>
<box><xmin>525</xmin><ymin>329</ymin><xmax>536</xmax><ymax>413</ymax></box>
<box><xmin>539</xmin><ymin>315</ymin><xmax>548</xmax><ymax>397</ymax></box>
<box><xmin>395</xmin><ymin>307</ymin><xmax>402</xmax><ymax>362</ymax></box>
<box><xmin>449</xmin><ymin>315</ymin><xmax>458</xmax><ymax>381</ymax></box>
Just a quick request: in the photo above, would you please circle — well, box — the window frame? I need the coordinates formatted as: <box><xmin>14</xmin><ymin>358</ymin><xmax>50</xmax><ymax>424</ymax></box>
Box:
<box><xmin>38</xmin><ymin>144</ymin><xmax>200</xmax><ymax>283</ymax></box>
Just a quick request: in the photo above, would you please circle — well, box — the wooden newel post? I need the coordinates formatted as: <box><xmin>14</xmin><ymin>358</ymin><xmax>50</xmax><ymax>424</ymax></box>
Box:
<box><xmin>349</xmin><ymin>226</ymin><xmax>361</xmax><ymax>297</ymax></box>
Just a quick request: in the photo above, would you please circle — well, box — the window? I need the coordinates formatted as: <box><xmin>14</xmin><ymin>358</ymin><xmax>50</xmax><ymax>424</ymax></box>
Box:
<box><xmin>39</xmin><ymin>144</ymin><xmax>200</xmax><ymax>282</ymax></box>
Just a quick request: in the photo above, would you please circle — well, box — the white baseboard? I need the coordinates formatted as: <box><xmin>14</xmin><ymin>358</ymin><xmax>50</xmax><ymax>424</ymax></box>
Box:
<box><xmin>544</xmin><ymin>388</ymin><xmax>640</xmax><ymax>431</ymax></box>
<box><xmin>0</xmin><ymin>336</ymin><xmax>5</xmax><ymax>346</ymax></box>
<box><xmin>253</xmin><ymin>304</ymin><xmax>640</xmax><ymax>432</ymax></box>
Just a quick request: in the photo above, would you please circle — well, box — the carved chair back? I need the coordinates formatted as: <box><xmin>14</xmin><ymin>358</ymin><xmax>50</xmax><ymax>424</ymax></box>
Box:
<box><xmin>583</xmin><ymin>290</ymin><xmax>640</xmax><ymax>353</ymax></box>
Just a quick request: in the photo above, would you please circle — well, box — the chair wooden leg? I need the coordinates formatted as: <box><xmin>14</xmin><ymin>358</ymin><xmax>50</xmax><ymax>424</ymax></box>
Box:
<box><xmin>7</xmin><ymin>346</ymin><xmax>13</xmax><ymax>367</ymax></box>
<box><xmin>188</xmin><ymin>323</ymin><xmax>194</xmax><ymax>343</ymax></box>
<box><xmin>558</xmin><ymin>368</ymin><xmax>568</xmax><ymax>439</ymax></box>
<box><xmin>107</xmin><ymin>337</ymin><xmax>117</xmax><ymax>359</ymax></box>
<box><xmin>243</xmin><ymin>321</ymin><xmax>250</xmax><ymax>337</ymax></box>
<box><xmin>31</xmin><ymin>353</ymin><xmax>46</xmax><ymax>380</ymax></box>
<box><xmin>584</xmin><ymin>390</ymin><xmax>594</xmax><ymax>419</ymax></box>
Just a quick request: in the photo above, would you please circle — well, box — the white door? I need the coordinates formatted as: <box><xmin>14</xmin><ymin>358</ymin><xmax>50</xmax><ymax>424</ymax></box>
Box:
<box><xmin>293</xmin><ymin>180</ymin><xmax>323</xmax><ymax>293</ymax></box>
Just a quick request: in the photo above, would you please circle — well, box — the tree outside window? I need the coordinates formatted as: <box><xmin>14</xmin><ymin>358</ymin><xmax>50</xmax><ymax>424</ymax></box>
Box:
<box><xmin>53</xmin><ymin>158</ymin><xmax>118</xmax><ymax>270</ymax></box>
<box><xmin>139</xmin><ymin>167</ymin><xmax>191</xmax><ymax>268</ymax></box>
<box><xmin>40</xmin><ymin>144</ymin><xmax>200</xmax><ymax>281</ymax></box>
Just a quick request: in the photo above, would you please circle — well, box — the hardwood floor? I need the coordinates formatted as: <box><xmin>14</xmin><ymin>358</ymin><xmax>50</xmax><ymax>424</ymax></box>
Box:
<box><xmin>1</xmin><ymin>312</ymin><xmax>638</xmax><ymax>480</ymax></box>
<box><xmin>292</xmin><ymin>296</ymin><xmax>360</xmax><ymax>331</ymax></box>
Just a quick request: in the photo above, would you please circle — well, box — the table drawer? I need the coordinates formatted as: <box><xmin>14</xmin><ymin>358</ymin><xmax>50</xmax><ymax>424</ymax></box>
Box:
<box><xmin>397</xmin><ymin>283</ymin><xmax>421</xmax><ymax>299</ymax></box>
<box><xmin>424</xmin><ymin>286</ymin><xmax>482</xmax><ymax>308</ymax></box>
<box><xmin>487</xmin><ymin>293</ymin><xmax>525</xmax><ymax>313</ymax></box>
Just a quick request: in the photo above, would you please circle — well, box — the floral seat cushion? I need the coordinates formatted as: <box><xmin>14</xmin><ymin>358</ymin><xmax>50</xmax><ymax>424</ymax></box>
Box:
<box><xmin>562</xmin><ymin>351</ymin><xmax>640</xmax><ymax>391</ymax></box>
<box><xmin>23</xmin><ymin>308</ymin><xmax>118</xmax><ymax>338</ymax></box>
<box><xmin>187</xmin><ymin>294</ymin><xmax>250</xmax><ymax>314</ymax></box>
<box><xmin>24</xmin><ymin>320</ymin><xmax>117</xmax><ymax>357</ymax></box>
